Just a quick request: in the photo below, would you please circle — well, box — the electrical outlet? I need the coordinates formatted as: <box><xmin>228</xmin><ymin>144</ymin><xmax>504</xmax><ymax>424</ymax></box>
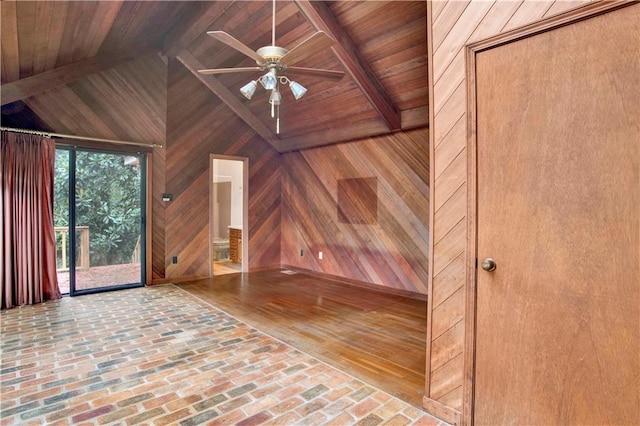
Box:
<box><xmin>172</xmin><ymin>256</ymin><xmax>178</xmax><ymax>264</ymax></box>
<box><xmin>300</xmin><ymin>249</ymin><xmax>304</xmax><ymax>256</ymax></box>
<box><xmin>319</xmin><ymin>251</ymin><xmax>323</xmax><ymax>260</ymax></box>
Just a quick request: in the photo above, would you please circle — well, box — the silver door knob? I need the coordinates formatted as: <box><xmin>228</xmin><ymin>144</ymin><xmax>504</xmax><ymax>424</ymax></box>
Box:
<box><xmin>481</xmin><ymin>258</ymin><xmax>496</xmax><ymax>272</ymax></box>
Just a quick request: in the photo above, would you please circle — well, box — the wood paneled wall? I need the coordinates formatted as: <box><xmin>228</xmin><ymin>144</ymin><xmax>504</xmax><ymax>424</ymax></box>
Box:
<box><xmin>281</xmin><ymin>129</ymin><xmax>429</xmax><ymax>294</ymax></box>
<box><xmin>151</xmin><ymin>143</ymin><xmax>166</xmax><ymax>281</ymax></box>
<box><xmin>425</xmin><ymin>0</ymin><xmax>591</xmax><ymax>418</ymax></box>
<box><xmin>23</xmin><ymin>53</ymin><xmax>166</xmax><ymax>145</ymax></box>
<box><xmin>159</xmin><ymin>60</ymin><xmax>282</xmax><ymax>280</ymax></box>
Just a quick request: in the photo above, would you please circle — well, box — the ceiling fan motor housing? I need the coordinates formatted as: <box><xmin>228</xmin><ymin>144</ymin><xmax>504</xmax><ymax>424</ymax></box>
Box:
<box><xmin>256</xmin><ymin>46</ymin><xmax>288</xmax><ymax>64</ymax></box>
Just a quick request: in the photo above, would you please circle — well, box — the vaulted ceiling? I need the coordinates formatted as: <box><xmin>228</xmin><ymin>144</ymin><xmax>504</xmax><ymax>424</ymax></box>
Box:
<box><xmin>1</xmin><ymin>1</ymin><xmax>428</xmax><ymax>152</ymax></box>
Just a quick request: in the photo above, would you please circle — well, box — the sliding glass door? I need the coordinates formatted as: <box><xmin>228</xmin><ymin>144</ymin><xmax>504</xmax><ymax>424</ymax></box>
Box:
<box><xmin>55</xmin><ymin>147</ymin><xmax>145</xmax><ymax>295</ymax></box>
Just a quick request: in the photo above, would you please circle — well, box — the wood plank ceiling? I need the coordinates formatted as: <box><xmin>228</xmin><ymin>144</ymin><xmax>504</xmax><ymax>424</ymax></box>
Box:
<box><xmin>0</xmin><ymin>1</ymin><xmax>428</xmax><ymax>152</ymax></box>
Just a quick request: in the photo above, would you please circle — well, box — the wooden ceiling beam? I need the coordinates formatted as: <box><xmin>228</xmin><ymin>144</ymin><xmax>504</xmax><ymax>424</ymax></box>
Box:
<box><xmin>0</xmin><ymin>49</ymin><xmax>150</xmax><ymax>106</ymax></box>
<box><xmin>293</xmin><ymin>0</ymin><xmax>402</xmax><ymax>131</ymax></box>
<box><xmin>176</xmin><ymin>50</ymin><xmax>281</xmax><ymax>152</ymax></box>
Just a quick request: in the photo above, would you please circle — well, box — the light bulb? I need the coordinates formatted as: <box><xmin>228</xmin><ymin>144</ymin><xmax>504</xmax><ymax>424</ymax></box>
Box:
<box><xmin>289</xmin><ymin>81</ymin><xmax>307</xmax><ymax>100</ymax></box>
<box><xmin>239</xmin><ymin>81</ymin><xmax>258</xmax><ymax>100</ymax></box>
<box><xmin>269</xmin><ymin>89</ymin><xmax>281</xmax><ymax>118</ymax></box>
<box><xmin>269</xmin><ymin>89</ymin><xmax>281</xmax><ymax>106</ymax></box>
<box><xmin>260</xmin><ymin>69</ymin><xmax>277</xmax><ymax>90</ymax></box>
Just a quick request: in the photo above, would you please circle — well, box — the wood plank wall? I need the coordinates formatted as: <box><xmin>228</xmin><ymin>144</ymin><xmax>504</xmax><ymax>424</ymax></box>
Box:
<box><xmin>281</xmin><ymin>129</ymin><xmax>429</xmax><ymax>294</ymax></box>
<box><xmin>160</xmin><ymin>60</ymin><xmax>282</xmax><ymax>280</ymax></box>
<box><xmin>426</xmin><ymin>0</ymin><xmax>591</xmax><ymax>414</ymax></box>
<box><xmin>151</xmin><ymin>142</ymin><xmax>166</xmax><ymax>281</ymax></box>
<box><xmin>23</xmin><ymin>53</ymin><xmax>166</xmax><ymax>145</ymax></box>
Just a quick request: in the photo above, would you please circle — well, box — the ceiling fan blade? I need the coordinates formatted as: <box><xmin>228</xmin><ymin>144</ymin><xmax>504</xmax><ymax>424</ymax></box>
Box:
<box><xmin>285</xmin><ymin>66</ymin><xmax>344</xmax><ymax>82</ymax></box>
<box><xmin>198</xmin><ymin>67</ymin><xmax>262</xmax><ymax>75</ymax></box>
<box><xmin>280</xmin><ymin>31</ymin><xmax>336</xmax><ymax>66</ymax></box>
<box><xmin>206</xmin><ymin>31</ymin><xmax>267</xmax><ymax>65</ymax></box>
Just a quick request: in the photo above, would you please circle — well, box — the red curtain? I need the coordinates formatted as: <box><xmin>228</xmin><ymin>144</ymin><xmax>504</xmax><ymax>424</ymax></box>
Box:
<box><xmin>1</xmin><ymin>131</ymin><xmax>62</xmax><ymax>309</ymax></box>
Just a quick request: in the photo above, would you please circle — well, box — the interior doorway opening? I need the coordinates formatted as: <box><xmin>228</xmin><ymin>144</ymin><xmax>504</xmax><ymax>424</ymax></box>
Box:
<box><xmin>210</xmin><ymin>155</ymin><xmax>248</xmax><ymax>276</ymax></box>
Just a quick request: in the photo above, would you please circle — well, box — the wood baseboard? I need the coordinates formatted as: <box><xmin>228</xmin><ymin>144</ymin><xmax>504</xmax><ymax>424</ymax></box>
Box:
<box><xmin>422</xmin><ymin>396</ymin><xmax>461</xmax><ymax>425</ymax></box>
<box><xmin>280</xmin><ymin>264</ymin><xmax>427</xmax><ymax>301</ymax></box>
<box><xmin>248</xmin><ymin>263</ymin><xmax>282</xmax><ymax>273</ymax></box>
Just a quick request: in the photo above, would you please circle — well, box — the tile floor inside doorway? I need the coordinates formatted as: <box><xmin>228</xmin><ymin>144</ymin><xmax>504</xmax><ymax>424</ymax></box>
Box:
<box><xmin>0</xmin><ymin>285</ymin><xmax>444</xmax><ymax>425</ymax></box>
<box><xmin>212</xmin><ymin>261</ymin><xmax>242</xmax><ymax>276</ymax></box>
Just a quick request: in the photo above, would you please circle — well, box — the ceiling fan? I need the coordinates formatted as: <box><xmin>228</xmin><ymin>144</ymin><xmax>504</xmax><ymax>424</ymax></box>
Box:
<box><xmin>197</xmin><ymin>0</ymin><xmax>345</xmax><ymax>133</ymax></box>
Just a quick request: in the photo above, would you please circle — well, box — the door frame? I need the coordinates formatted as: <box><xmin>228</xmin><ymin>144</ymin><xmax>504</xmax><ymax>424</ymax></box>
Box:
<box><xmin>209</xmin><ymin>154</ymin><xmax>249</xmax><ymax>276</ymax></box>
<box><xmin>463</xmin><ymin>2</ymin><xmax>636</xmax><ymax>424</ymax></box>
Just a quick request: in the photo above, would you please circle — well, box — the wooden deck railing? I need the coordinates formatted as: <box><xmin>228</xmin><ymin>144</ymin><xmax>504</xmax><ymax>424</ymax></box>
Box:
<box><xmin>131</xmin><ymin>235</ymin><xmax>141</xmax><ymax>264</ymax></box>
<box><xmin>55</xmin><ymin>226</ymin><xmax>90</xmax><ymax>271</ymax></box>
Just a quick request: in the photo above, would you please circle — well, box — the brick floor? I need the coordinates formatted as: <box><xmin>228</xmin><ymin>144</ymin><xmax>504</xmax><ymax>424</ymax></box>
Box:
<box><xmin>0</xmin><ymin>285</ymin><xmax>446</xmax><ymax>425</ymax></box>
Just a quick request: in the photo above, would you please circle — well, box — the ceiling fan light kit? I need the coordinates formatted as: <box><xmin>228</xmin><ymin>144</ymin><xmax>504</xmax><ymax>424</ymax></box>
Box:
<box><xmin>240</xmin><ymin>80</ymin><xmax>258</xmax><ymax>100</ymax></box>
<box><xmin>197</xmin><ymin>0</ymin><xmax>344</xmax><ymax>134</ymax></box>
<box><xmin>260</xmin><ymin>68</ymin><xmax>278</xmax><ymax>90</ymax></box>
<box><xmin>289</xmin><ymin>81</ymin><xmax>307</xmax><ymax>100</ymax></box>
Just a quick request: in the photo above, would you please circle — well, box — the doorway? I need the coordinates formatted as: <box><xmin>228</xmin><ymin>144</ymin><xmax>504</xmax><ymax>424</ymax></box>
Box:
<box><xmin>54</xmin><ymin>147</ymin><xmax>145</xmax><ymax>295</ymax></box>
<box><xmin>210</xmin><ymin>155</ymin><xmax>248</xmax><ymax>276</ymax></box>
<box><xmin>469</xmin><ymin>4</ymin><xmax>639</xmax><ymax>424</ymax></box>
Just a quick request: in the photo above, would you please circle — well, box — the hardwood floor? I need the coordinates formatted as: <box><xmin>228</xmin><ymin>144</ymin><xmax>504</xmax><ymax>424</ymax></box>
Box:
<box><xmin>177</xmin><ymin>269</ymin><xmax>428</xmax><ymax>408</ymax></box>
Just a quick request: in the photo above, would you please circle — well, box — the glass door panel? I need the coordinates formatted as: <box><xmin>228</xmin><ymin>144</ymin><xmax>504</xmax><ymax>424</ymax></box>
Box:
<box><xmin>73</xmin><ymin>151</ymin><xmax>143</xmax><ymax>293</ymax></box>
<box><xmin>54</xmin><ymin>149</ymin><xmax>71</xmax><ymax>294</ymax></box>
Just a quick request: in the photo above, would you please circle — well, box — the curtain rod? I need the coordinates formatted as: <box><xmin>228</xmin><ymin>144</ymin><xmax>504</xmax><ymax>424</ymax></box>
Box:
<box><xmin>0</xmin><ymin>127</ymin><xmax>163</xmax><ymax>149</ymax></box>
